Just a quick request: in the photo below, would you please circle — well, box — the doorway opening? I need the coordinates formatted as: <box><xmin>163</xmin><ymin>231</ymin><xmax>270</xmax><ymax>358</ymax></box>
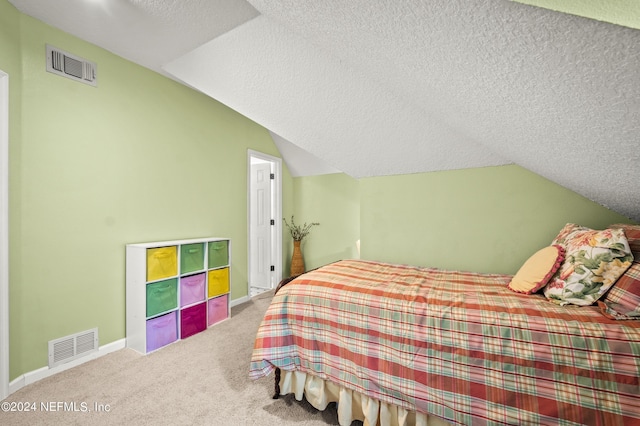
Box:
<box><xmin>1</xmin><ymin>70</ymin><xmax>9</xmax><ymax>400</ymax></box>
<box><xmin>247</xmin><ymin>150</ymin><xmax>282</xmax><ymax>297</ymax></box>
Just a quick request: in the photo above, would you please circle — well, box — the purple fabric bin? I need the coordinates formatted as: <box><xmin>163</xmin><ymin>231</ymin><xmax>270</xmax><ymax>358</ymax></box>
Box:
<box><xmin>207</xmin><ymin>294</ymin><xmax>229</xmax><ymax>326</ymax></box>
<box><xmin>180</xmin><ymin>273</ymin><xmax>206</xmax><ymax>307</ymax></box>
<box><xmin>146</xmin><ymin>312</ymin><xmax>178</xmax><ymax>353</ymax></box>
<box><xmin>180</xmin><ymin>302</ymin><xmax>206</xmax><ymax>339</ymax></box>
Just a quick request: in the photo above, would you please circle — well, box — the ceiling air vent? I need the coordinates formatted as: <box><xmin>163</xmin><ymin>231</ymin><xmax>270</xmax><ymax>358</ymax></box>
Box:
<box><xmin>46</xmin><ymin>44</ymin><xmax>97</xmax><ymax>87</ymax></box>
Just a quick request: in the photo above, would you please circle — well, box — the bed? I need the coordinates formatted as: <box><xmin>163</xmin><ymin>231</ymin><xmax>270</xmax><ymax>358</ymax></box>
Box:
<box><xmin>249</xmin><ymin>224</ymin><xmax>640</xmax><ymax>426</ymax></box>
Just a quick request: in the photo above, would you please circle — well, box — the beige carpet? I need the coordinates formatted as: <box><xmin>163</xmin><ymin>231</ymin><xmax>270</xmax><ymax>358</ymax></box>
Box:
<box><xmin>1</xmin><ymin>291</ymin><xmax>352</xmax><ymax>425</ymax></box>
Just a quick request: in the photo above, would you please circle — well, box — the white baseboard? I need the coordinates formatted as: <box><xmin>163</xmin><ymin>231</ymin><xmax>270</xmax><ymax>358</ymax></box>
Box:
<box><xmin>230</xmin><ymin>295</ymin><xmax>250</xmax><ymax>308</ymax></box>
<box><xmin>8</xmin><ymin>338</ymin><xmax>126</xmax><ymax>396</ymax></box>
<box><xmin>6</xmin><ymin>296</ymin><xmax>255</xmax><ymax>397</ymax></box>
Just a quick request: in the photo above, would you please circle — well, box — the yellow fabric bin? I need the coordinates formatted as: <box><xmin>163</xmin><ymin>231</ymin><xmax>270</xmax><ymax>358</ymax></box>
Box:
<box><xmin>147</xmin><ymin>246</ymin><xmax>178</xmax><ymax>281</ymax></box>
<box><xmin>208</xmin><ymin>268</ymin><xmax>229</xmax><ymax>298</ymax></box>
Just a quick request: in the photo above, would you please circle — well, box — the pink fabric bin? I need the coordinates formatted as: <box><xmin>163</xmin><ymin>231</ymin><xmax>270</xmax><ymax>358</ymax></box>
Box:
<box><xmin>146</xmin><ymin>312</ymin><xmax>178</xmax><ymax>353</ymax></box>
<box><xmin>208</xmin><ymin>294</ymin><xmax>229</xmax><ymax>326</ymax></box>
<box><xmin>180</xmin><ymin>273</ymin><xmax>206</xmax><ymax>307</ymax></box>
<box><xmin>180</xmin><ymin>302</ymin><xmax>206</xmax><ymax>339</ymax></box>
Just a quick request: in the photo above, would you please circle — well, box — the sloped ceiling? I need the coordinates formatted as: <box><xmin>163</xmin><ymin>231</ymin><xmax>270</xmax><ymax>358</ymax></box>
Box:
<box><xmin>9</xmin><ymin>0</ymin><xmax>640</xmax><ymax>222</ymax></box>
<box><xmin>511</xmin><ymin>0</ymin><xmax>640</xmax><ymax>30</ymax></box>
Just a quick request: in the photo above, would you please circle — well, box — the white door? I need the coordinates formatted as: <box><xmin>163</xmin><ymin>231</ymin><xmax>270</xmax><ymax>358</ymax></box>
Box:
<box><xmin>249</xmin><ymin>161</ymin><xmax>273</xmax><ymax>292</ymax></box>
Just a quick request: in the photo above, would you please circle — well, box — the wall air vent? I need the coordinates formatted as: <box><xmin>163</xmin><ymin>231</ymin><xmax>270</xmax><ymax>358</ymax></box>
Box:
<box><xmin>46</xmin><ymin>44</ymin><xmax>97</xmax><ymax>87</ymax></box>
<box><xmin>48</xmin><ymin>328</ymin><xmax>99</xmax><ymax>368</ymax></box>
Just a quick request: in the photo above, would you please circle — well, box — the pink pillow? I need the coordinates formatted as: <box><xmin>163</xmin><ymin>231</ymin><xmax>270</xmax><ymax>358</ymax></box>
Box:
<box><xmin>508</xmin><ymin>245</ymin><xmax>565</xmax><ymax>294</ymax></box>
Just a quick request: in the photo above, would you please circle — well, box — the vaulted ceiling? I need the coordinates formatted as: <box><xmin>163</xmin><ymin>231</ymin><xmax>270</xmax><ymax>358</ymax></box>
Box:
<box><xmin>9</xmin><ymin>0</ymin><xmax>640</xmax><ymax>222</ymax></box>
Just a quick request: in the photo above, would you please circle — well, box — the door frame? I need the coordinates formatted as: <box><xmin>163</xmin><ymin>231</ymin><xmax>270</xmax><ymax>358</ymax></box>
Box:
<box><xmin>247</xmin><ymin>150</ymin><xmax>282</xmax><ymax>295</ymax></box>
<box><xmin>1</xmin><ymin>70</ymin><xmax>9</xmax><ymax>400</ymax></box>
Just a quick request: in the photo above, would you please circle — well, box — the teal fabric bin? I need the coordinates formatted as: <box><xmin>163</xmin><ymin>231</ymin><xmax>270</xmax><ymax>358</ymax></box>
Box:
<box><xmin>208</xmin><ymin>240</ymin><xmax>229</xmax><ymax>269</ymax></box>
<box><xmin>180</xmin><ymin>243</ymin><xmax>205</xmax><ymax>275</ymax></box>
<box><xmin>146</xmin><ymin>278</ymin><xmax>178</xmax><ymax>317</ymax></box>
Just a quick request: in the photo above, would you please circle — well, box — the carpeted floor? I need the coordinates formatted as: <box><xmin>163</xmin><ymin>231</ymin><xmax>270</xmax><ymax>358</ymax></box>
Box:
<box><xmin>1</xmin><ymin>291</ymin><xmax>349</xmax><ymax>425</ymax></box>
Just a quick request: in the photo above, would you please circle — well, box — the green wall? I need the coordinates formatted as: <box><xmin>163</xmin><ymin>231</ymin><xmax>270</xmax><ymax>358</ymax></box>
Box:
<box><xmin>0</xmin><ymin>1</ymin><xmax>20</xmax><ymax>72</ymax></box>
<box><xmin>511</xmin><ymin>0</ymin><xmax>640</xmax><ymax>31</ymax></box>
<box><xmin>287</xmin><ymin>167</ymin><xmax>632</xmax><ymax>279</ymax></box>
<box><xmin>359</xmin><ymin>165</ymin><xmax>631</xmax><ymax>274</ymax></box>
<box><xmin>287</xmin><ymin>173</ymin><xmax>360</xmax><ymax>273</ymax></box>
<box><xmin>2</xmin><ymin>3</ymin><xmax>288</xmax><ymax>380</ymax></box>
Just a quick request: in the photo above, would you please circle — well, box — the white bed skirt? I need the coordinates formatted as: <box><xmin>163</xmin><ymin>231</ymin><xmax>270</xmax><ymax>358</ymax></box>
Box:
<box><xmin>279</xmin><ymin>370</ymin><xmax>452</xmax><ymax>426</ymax></box>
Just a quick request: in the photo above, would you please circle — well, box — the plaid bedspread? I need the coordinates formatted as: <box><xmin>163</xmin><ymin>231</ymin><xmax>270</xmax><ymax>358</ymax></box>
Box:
<box><xmin>249</xmin><ymin>259</ymin><xmax>640</xmax><ymax>425</ymax></box>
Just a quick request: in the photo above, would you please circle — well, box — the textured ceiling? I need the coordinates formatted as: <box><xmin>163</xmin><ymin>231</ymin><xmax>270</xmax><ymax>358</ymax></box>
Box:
<box><xmin>8</xmin><ymin>0</ymin><xmax>259</xmax><ymax>75</ymax></box>
<box><xmin>9</xmin><ymin>0</ymin><xmax>640</xmax><ymax>222</ymax></box>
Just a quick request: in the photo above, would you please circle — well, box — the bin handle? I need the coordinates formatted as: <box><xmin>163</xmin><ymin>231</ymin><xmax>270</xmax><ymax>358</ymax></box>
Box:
<box><xmin>153</xmin><ymin>284</ymin><xmax>172</xmax><ymax>293</ymax></box>
<box><xmin>152</xmin><ymin>249</ymin><xmax>174</xmax><ymax>259</ymax></box>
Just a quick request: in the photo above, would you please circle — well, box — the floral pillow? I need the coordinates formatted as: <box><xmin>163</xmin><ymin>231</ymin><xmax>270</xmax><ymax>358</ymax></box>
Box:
<box><xmin>610</xmin><ymin>223</ymin><xmax>640</xmax><ymax>259</ymax></box>
<box><xmin>550</xmin><ymin>223</ymin><xmax>584</xmax><ymax>246</ymax></box>
<box><xmin>543</xmin><ymin>224</ymin><xmax>634</xmax><ymax>306</ymax></box>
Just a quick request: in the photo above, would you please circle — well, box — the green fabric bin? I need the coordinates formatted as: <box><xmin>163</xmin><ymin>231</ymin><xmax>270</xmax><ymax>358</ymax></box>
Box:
<box><xmin>146</xmin><ymin>278</ymin><xmax>178</xmax><ymax>317</ymax></box>
<box><xmin>180</xmin><ymin>243</ymin><xmax>205</xmax><ymax>275</ymax></box>
<box><xmin>208</xmin><ymin>241</ymin><xmax>229</xmax><ymax>269</ymax></box>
